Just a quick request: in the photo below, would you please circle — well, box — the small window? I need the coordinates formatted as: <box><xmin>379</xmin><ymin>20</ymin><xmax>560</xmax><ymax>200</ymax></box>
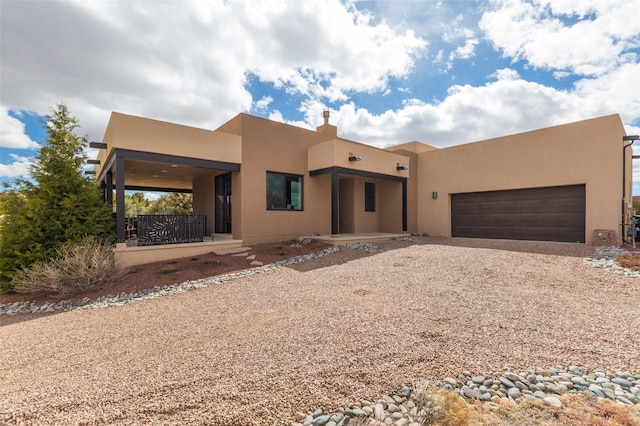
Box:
<box><xmin>266</xmin><ymin>172</ymin><xmax>303</xmax><ymax>210</ymax></box>
<box><xmin>365</xmin><ymin>182</ymin><xmax>376</xmax><ymax>212</ymax></box>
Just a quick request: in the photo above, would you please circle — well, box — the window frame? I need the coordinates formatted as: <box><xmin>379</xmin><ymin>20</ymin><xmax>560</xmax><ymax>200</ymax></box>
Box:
<box><xmin>364</xmin><ymin>181</ymin><xmax>376</xmax><ymax>212</ymax></box>
<box><xmin>266</xmin><ymin>171</ymin><xmax>304</xmax><ymax>211</ymax></box>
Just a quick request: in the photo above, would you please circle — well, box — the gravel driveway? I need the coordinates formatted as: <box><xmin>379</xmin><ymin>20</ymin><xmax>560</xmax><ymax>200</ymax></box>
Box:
<box><xmin>2</xmin><ymin>239</ymin><xmax>639</xmax><ymax>425</ymax></box>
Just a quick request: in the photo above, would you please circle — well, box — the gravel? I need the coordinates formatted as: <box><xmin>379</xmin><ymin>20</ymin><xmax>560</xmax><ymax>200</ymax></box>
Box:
<box><xmin>1</xmin><ymin>239</ymin><xmax>639</xmax><ymax>425</ymax></box>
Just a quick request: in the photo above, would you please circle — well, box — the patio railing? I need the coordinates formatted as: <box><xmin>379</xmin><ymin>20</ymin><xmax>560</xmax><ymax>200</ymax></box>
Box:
<box><xmin>126</xmin><ymin>214</ymin><xmax>206</xmax><ymax>246</ymax></box>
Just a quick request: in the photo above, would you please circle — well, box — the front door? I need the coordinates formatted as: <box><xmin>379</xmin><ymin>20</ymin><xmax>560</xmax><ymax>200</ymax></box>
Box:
<box><xmin>215</xmin><ymin>173</ymin><xmax>232</xmax><ymax>233</ymax></box>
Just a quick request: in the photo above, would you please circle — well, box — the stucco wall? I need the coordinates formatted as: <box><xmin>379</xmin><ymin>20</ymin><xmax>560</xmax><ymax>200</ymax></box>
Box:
<box><xmin>308</xmin><ymin>139</ymin><xmax>410</xmax><ymax>179</ymax></box>
<box><xmin>339</xmin><ymin>178</ymin><xmax>355</xmax><ymax>233</ymax></box>
<box><xmin>416</xmin><ymin>114</ymin><xmax>627</xmax><ymax>244</ymax></box>
<box><xmin>192</xmin><ymin>174</ymin><xmax>216</xmax><ymax>237</ymax></box>
<box><xmin>378</xmin><ymin>180</ymin><xmax>403</xmax><ymax>233</ymax></box>
<box><xmin>95</xmin><ymin>112</ymin><xmax>242</xmax><ymax>178</ymax></box>
<box><xmin>231</xmin><ymin>114</ymin><xmax>333</xmax><ymax>244</ymax></box>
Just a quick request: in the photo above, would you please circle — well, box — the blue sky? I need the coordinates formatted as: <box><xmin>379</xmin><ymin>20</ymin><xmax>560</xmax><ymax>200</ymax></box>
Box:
<box><xmin>1</xmin><ymin>0</ymin><xmax>640</xmax><ymax>193</ymax></box>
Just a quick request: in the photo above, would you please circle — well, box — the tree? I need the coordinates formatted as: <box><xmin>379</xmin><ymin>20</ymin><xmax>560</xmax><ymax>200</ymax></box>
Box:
<box><xmin>124</xmin><ymin>192</ymin><xmax>150</xmax><ymax>217</ymax></box>
<box><xmin>146</xmin><ymin>192</ymin><xmax>192</xmax><ymax>215</ymax></box>
<box><xmin>0</xmin><ymin>103</ymin><xmax>114</xmax><ymax>290</ymax></box>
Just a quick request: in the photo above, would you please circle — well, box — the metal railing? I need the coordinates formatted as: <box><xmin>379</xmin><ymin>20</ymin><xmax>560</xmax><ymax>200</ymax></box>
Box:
<box><xmin>126</xmin><ymin>215</ymin><xmax>206</xmax><ymax>246</ymax></box>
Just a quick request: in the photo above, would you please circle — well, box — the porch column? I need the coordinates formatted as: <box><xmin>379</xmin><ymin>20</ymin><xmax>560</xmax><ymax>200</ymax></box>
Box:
<box><xmin>402</xmin><ymin>179</ymin><xmax>407</xmax><ymax>232</ymax></box>
<box><xmin>331</xmin><ymin>171</ymin><xmax>339</xmax><ymax>234</ymax></box>
<box><xmin>115</xmin><ymin>155</ymin><xmax>125</xmax><ymax>243</ymax></box>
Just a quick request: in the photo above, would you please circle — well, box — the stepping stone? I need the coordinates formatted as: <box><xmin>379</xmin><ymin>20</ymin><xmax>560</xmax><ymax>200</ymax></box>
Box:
<box><xmin>246</xmin><ymin>254</ymin><xmax>256</xmax><ymax>260</ymax></box>
<box><xmin>250</xmin><ymin>260</ymin><xmax>263</xmax><ymax>266</ymax></box>
<box><xmin>213</xmin><ymin>247</ymin><xmax>251</xmax><ymax>255</ymax></box>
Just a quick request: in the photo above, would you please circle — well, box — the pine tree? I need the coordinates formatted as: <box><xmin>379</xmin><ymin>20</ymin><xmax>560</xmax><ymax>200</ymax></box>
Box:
<box><xmin>0</xmin><ymin>103</ymin><xmax>114</xmax><ymax>290</ymax></box>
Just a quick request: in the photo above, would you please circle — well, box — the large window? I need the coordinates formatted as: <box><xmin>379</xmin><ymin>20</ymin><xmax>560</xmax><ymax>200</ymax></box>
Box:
<box><xmin>266</xmin><ymin>172</ymin><xmax>303</xmax><ymax>210</ymax></box>
<box><xmin>365</xmin><ymin>182</ymin><xmax>376</xmax><ymax>212</ymax></box>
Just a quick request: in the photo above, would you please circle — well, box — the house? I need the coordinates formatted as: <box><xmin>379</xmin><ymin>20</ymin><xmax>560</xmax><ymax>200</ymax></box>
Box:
<box><xmin>92</xmin><ymin>112</ymin><xmax>630</xmax><ymax>267</ymax></box>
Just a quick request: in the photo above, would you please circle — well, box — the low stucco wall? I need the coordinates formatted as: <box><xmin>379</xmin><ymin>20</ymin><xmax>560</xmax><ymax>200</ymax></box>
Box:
<box><xmin>114</xmin><ymin>241</ymin><xmax>242</xmax><ymax>268</ymax></box>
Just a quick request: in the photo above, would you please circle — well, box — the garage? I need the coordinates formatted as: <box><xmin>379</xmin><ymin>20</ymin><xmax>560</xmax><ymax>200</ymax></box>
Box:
<box><xmin>451</xmin><ymin>184</ymin><xmax>586</xmax><ymax>243</ymax></box>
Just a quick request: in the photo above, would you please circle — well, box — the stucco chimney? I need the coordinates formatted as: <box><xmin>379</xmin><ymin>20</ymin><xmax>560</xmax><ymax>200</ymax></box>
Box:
<box><xmin>316</xmin><ymin>110</ymin><xmax>337</xmax><ymax>139</ymax></box>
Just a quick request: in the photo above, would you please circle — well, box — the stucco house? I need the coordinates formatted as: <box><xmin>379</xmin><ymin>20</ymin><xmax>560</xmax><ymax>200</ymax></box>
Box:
<box><xmin>92</xmin><ymin>111</ymin><xmax>631</xmax><ymax>266</ymax></box>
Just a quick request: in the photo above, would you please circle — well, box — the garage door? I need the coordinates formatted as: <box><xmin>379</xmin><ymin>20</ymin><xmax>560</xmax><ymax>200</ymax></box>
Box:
<box><xmin>451</xmin><ymin>184</ymin><xmax>585</xmax><ymax>243</ymax></box>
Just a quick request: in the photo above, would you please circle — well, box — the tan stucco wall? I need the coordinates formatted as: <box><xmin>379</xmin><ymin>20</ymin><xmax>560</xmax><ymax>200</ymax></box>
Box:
<box><xmin>192</xmin><ymin>174</ymin><xmax>216</xmax><ymax>236</ymax></box>
<box><xmin>95</xmin><ymin>112</ymin><xmax>242</xmax><ymax>177</ymax></box>
<box><xmin>339</xmin><ymin>178</ymin><xmax>355</xmax><ymax>233</ymax></box>
<box><xmin>308</xmin><ymin>139</ymin><xmax>410</xmax><ymax>179</ymax></box>
<box><xmin>416</xmin><ymin>114</ymin><xmax>628</xmax><ymax>244</ymax></box>
<box><xmin>228</xmin><ymin>114</ymin><xmax>334</xmax><ymax>244</ymax></box>
<box><xmin>114</xmin><ymin>241</ymin><xmax>242</xmax><ymax>268</ymax></box>
<box><xmin>379</xmin><ymin>180</ymin><xmax>403</xmax><ymax>233</ymax></box>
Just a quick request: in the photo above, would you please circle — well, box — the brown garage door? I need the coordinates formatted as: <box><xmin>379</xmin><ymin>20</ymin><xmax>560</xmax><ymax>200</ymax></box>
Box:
<box><xmin>451</xmin><ymin>184</ymin><xmax>585</xmax><ymax>243</ymax></box>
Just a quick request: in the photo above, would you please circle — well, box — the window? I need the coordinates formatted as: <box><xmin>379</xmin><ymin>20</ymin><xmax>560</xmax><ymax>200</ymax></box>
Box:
<box><xmin>365</xmin><ymin>182</ymin><xmax>376</xmax><ymax>212</ymax></box>
<box><xmin>266</xmin><ymin>172</ymin><xmax>303</xmax><ymax>210</ymax></box>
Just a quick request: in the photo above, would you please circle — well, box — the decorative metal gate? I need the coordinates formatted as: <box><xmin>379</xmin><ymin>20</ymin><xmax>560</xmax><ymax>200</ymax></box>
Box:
<box><xmin>135</xmin><ymin>214</ymin><xmax>206</xmax><ymax>246</ymax></box>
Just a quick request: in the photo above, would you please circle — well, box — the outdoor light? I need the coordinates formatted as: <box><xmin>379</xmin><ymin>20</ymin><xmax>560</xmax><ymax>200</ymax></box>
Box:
<box><xmin>432</xmin><ymin>191</ymin><xmax>438</xmax><ymax>199</ymax></box>
<box><xmin>348</xmin><ymin>153</ymin><xmax>362</xmax><ymax>161</ymax></box>
<box><xmin>396</xmin><ymin>163</ymin><xmax>409</xmax><ymax>171</ymax></box>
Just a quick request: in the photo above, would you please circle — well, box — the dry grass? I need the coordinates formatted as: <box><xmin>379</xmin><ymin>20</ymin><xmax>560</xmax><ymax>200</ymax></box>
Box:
<box><xmin>469</xmin><ymin>393</ymin><xmax>640</xmax><ymax>426</ymax></box>
<box><xmin>617</xmin><ymin>254</ymin><xmax>640</xmax><ymax>270</ymax></box>
<box><xmin>416</xmin><ymin>389</ymin><xmax>471</xmax><ymax>426</ymax></box>
<box><xmin>12</xmin><ymin>237</ymin><xmax>123</xmax><ymax>296</ymax></box>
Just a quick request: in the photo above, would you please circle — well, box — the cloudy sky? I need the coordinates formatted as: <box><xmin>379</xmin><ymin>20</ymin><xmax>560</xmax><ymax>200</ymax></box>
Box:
<box><xmin>1</xmin><ymin>0</ymin><xmax>640</xmax><ymax>188</ymax></box>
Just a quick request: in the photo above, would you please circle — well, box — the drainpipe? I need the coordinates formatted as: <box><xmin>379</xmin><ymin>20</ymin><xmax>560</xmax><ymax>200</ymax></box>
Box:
<box><xmin>622</xmin><ymin>135</ymin><xmax>639</xmax><ymax>245</ymax></box>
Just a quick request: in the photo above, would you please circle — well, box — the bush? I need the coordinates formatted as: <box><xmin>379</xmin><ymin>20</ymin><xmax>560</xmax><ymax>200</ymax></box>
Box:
<box><xmin>12</xmin><ymin>237</ymin><xmax>123</xmax><ymax>296</ymax></box>
<box><xmin>416</xmin><ymin>389</ymin><xmax>471</xmax><ymax>426</ymax></box>
<box><xmin>617</xmin><ymin>254</ymin><xmax>640</xmax><ymax>271</ymax></box>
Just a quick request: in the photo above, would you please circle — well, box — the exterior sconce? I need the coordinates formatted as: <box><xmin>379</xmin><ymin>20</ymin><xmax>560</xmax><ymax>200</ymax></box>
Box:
<box><xmin>348</xmin><ymin>152</ymin><xmax>362</xmax><ymax>161</ymax></box>
<box><xmin>396</xmin><ymin>163</ymin><xmax>408</xmax><ymax>171</ymax></box>
<box><xmin>432</xmin><ymin>191</ymin><xmax>438</xmax><ymax>199</ymax></box>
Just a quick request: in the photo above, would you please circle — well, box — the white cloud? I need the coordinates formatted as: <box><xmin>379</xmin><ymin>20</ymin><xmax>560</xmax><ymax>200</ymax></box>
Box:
<box><xmin>0</xmin><ymin>107</ymin><xmax>40</xmax><ymax>149</ymax></box>
<box><xmin>0</xmin><ymin>154</ymin><xmax>33</xmax><ymax>179</ymax></box>
<box><xmin>480</xmin><ymin>0</ymin><xmax>640</xmax><ymax>76</ymax></box>
<box><xmin>295</xmin><ymin>65</ymin><xmax>636</xmax><ymax>148</ymax></box>
<box><xmin>143</xmin><ymin>192</ymin><xmax>161</xmax><ymax>202</ymax></box>
<box><xmin>447</xmin><ymin>38</ymin><xmax>480</xmax><ymax>66</ymax></box>
<box><xmin>0</xmin><ymin>0</ymin><xmax>426</xmax><ymax>140</ymax></box>
<box><xmin>254</xmin><ymin>96</ymin><xmax>273</xmax><ymax>112</ymax></box>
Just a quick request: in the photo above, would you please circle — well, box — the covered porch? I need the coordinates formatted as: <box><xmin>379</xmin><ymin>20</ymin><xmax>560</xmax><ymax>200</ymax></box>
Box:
<box><xmin>95</xmin><ymin>148</ymin><xmax>240</xmax><ymax>246</ymax></box>
<box><xmin>307</xmin><ymin>138</ymin><xmax>410</xmax><ymax>236</ymax></box>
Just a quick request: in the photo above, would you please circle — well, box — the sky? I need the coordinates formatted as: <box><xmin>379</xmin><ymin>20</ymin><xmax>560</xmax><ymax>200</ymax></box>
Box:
<box><xmin>1</xmin><ymin>0</ymin><xmax>640</xmax><ymax>193</ymax></box>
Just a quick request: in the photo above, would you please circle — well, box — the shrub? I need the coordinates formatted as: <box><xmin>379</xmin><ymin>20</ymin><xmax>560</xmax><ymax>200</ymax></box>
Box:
<box><xmin>416</xmin><ymin>389</ymin><xmax>471</xmax><ymax>426</ymax></box>
<box><xmin>617</xmin><ymin>254</ymin><xmax>640</xmax><ymax>271</ymax></box>
<box><xmin>12</xmin><ymin>237</ymin><xmax>123</xmax><ymax>296</ymax></box>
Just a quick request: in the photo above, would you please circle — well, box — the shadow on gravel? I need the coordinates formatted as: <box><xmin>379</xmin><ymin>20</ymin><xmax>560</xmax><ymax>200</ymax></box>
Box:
<box><xmin>424</xmin><ymin>237</ymin><xmax>596</xmax><ymax>258</ymax></box>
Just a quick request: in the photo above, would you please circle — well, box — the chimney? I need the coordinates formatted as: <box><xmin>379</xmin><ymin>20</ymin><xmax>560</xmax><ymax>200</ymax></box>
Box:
<box><xmin>316</xmin><ymin>110</ymin><xmax>337</xmax><ymax>139</ymax></box>
<box><xmin>323</xmin><ymin>110</ymin><xmax>330</xmax><ymax>125</ymax></box>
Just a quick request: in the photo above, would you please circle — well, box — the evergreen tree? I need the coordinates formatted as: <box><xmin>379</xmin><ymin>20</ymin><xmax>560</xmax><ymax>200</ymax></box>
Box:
<box><xmin>0</xmin><ymin>103</ymin><xmax>114</xmax><ymax>290</ymax></box>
